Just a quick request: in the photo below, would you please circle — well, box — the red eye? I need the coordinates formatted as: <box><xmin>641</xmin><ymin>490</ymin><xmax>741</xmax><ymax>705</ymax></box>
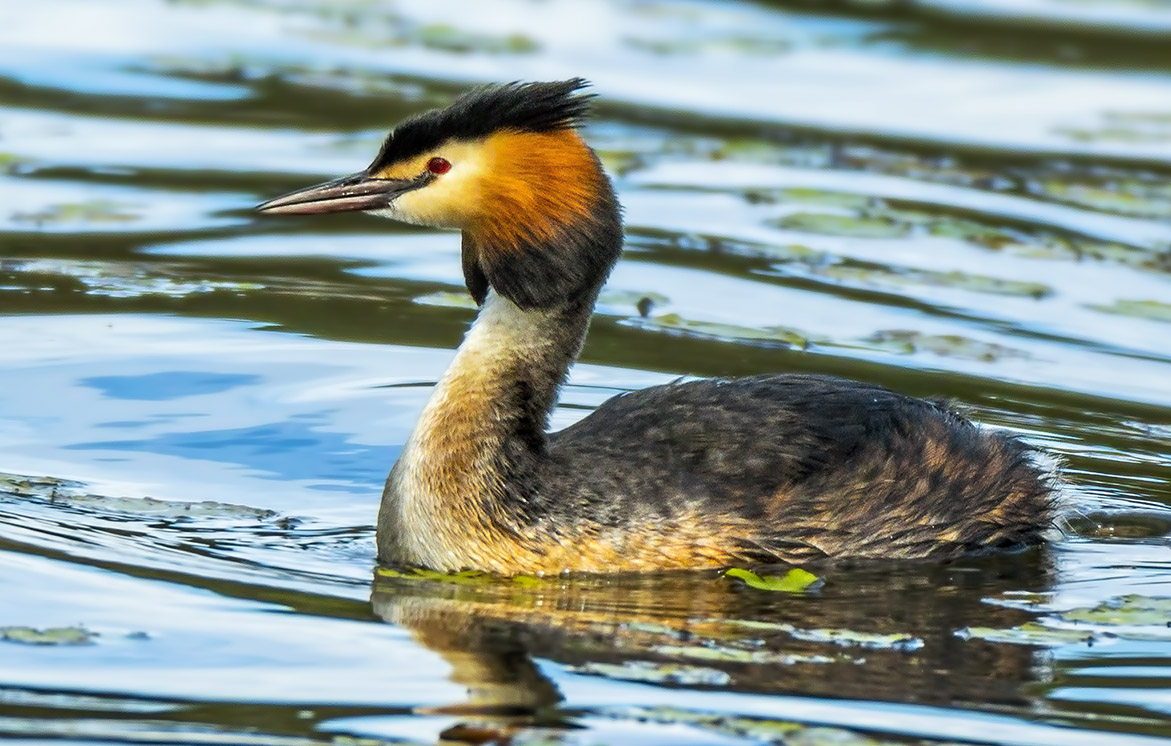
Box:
<box><xmin>427</xmin><ymin>157</ymin><xmax>451</xmax><ymax>175</ymax></box>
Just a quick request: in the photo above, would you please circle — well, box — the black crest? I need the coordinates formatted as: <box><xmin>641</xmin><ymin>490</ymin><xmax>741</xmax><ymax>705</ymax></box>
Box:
<box><xmin>368</xmin><ymin>79</ymin><xmax>594</xmax><ymax>171</ymax></box>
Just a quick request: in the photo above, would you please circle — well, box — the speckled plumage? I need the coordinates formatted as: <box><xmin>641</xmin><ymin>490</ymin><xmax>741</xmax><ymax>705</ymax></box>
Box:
<box><xmin>379</xmin><ymin>288</ymin><xmax>1056</xmax><ymax>574</ymax></box>
<box><xmin>259</xmin><ymin>80</ymin><xmax>1058</xmax><ymax>576</ymax></box>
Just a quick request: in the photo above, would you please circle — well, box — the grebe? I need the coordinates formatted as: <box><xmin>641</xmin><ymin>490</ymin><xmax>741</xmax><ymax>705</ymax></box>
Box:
<box><xmin>258</xmin><ymin>79</ymin><xmax>1057</xmax><ymax>575</ymax></box>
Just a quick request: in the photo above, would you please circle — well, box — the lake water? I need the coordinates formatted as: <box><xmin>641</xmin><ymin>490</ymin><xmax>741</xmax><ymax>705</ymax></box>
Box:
<box><xmin>2</xmin><ymin>1</ymin><xmax>1171</xmax><ymax>744</ymax></box>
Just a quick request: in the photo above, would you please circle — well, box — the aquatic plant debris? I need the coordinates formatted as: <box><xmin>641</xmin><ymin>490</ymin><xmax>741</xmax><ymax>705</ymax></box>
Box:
<box><xmin>632</xmin><ymin>313</ymin><xmax>814</xmax><ymax>348</ymax></box>
<box><xmin>706</xmin><ymin>618</ymin><xmax>923</xmax><ymax>651</ymax></box>
<box><xmin>3</xmin><ymin>259</ymin><xmax>264</xmax><ymax>299</ymax></box>
<box><xmin>858</xmin><ymin>330</ymin><xmax>1026</xmax><ymax>362</ymax></box>
<box><xmin>650</xmin><ymin>643</ymin><xmax>846</xmax><ymax>666</ymax></box>
<box><xmin>0</xmin><ymin>470</ymin><xmax>280</xmax><ymax>522</ymax></box>
<box><xmin>723</xmin><ymin>567</ymin><xmax>821</xmax><ymax>592</ymax></box>
<box><xmin>375</xmin><ymin>566</ymin><xmax>542</xmax><ymax>586</ymax></box>
<box><xmin>11</xmin><ymin>200</ymin><xmax>140</xmax><ymax>225</ymax></box>
<box><xmin>5</xmin><ymin>0</ymin><xmax>1171</xmax><ymax>742</ymax></box>
<box><xmin>959</xmin><ymin>594</ymin><xmax>1171</xmax><ymax>647</ymax></box>
<box><xmin>412</xmin><ymin>290</ymin><xmax>479</xmax><ymax>309</ymax></box>
<box><xmin>0</xmin><ymin>626</ymin><xmax>97</xmax><ymax>646</ymax></box>
<box><xmin>1090</xmin><ymin>299</ymin><xmax>1171</xmax><ymax>323</ymax></box>
<box><xmin>775</xmin><ymin>212</ymin><xmax>911</xmax><ymax>239</ymax></box>
<box><xmin>618</xmin><ymin>706</ymin><xmax>974</xmax><ymax>745</ymax></box>
<box><xmin>570</xmin><ymin>660</ymin><xmax>732</xmax><ymax>686</ymax></box>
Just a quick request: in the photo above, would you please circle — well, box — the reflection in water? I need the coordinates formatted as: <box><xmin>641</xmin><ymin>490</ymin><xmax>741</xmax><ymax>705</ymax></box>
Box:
<box><xmin>371</xmin><ymin>552</ymin><xmax>1053</xmax><ymax>743</ymax></box>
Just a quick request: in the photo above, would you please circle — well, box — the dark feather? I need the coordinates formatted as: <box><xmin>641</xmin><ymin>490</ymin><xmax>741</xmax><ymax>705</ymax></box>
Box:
<box><xmin>369</xmin><ymin>79</ymin><xmax>594</xmax><ymax>170</ymax></box>
<box><xmin>461</xmin><ymin>234</ymin><xmax>490</xmax><ymax>306</ymax></box>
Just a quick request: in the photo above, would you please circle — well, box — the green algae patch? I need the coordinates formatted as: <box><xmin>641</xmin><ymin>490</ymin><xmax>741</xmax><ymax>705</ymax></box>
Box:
<box><xmin>1056</xmin><ymin>110</ymin><xmax>1171</xmax><ymax>145</ymax></box>
<box><xmin>816</xmin><ymin>264</ymin><xmax>1051</xmax><ymax>299</ymax></box>
<box><xmin>724</xmin><ymin>567</ymin><xmax>821</xmax><ymax>593</ymax></box>
<box><xmin>61</xmin><ymin>494</ymin><xmax>278</xmax><ymax>521</ymax></box>
<box><xmin>957</xmin><ymin>622</ymin><xmax>1098</xmax><ymax>647</ymax></box>
<box><xmin>376</xmin><ymin>567</ymin><xmax>543</xmax><ymax>587</ymax></box>
<box><xmin>651</xmin><ymin>644</ymin><xmax>842</xmax><ymax>666</ymax></box>
<box><xmin>858</xmin><ymin>330</ymin><xmax>1025</xmax><ymax>362</ymax></box>
<box><xmin>775</xmin><ymin>212</ymin><xmax>910</xmax><ymax>239</ymax></box>
<box><xmin>12</xmin><ymin>200</ymin><xmax>141</xmax><ymax>226</ymax></box>
<box><xmin>713</xmin><ymin>618</ymin><xmax>922</xmax><ymax>651</ymax></box>
<box><xmin>619</xmin><ymin>706</ymin><xmax>966</xmax><ymax>746</ymax></box>
<box><xmin>0</xmin><ymin>152</ymin><xmax>30</xmax><ymax>173</ymax></box>
<box><xmin>762</xmin><ymin>188</ymin><xmax>874</xmax><ymax>210</ymax></box>
<box><xmin>376</xmin><ymin>567</ymin><xmax>495</xmax><ymax>586</ymax></box>
<box><xmin>1090</xmin><ymin>299</ymin><xmax>1171</xmax><ymax>323</ymax></box>
<box><xmin>634</xmin><ymin>313</ymin><xmax>813</xmax><ymax>348</ymax></box>
<box><xmin>5</xmin><ymin>259</ymin><xmax>264</xmax><ymax>299</ymax></box>
<box><xmin>920</xmin><ymin>216</ymin><xmax>1018</xmax><ymax>249</ymax></box>
<box><xmin>625</xmin><ymin>34</ymin><xmax>791</xmax><ymax>57</ymax></box>
<box><xmin>416</xmin><ymin>24</ymin><xmax>538</xmax><ymax>54</ymax></box>
<box><xmin>960</xmin><ymin>595</ymin><xmax>1171</xmax><ymax>647</ymax></box>
<box><xmin>1038</xmin><ymin>179</ymin><xmax>1171</xmax><ymax>220</ymax></box>
<box><xmin>1061</xmin><ymin>594</ymin><xmax>1171</xmax><ymax>627</ymax></box>
<box><xmin>1</xmin><ymin>625</ymin><xmax>97</xmax><ymax>646</ymax></box>
<box><xmin>0</xmin><ymin>470</ymin><xmax>277</xmax><ymax>522</ymax></box>
<box><xmin>0</xmin><ymin>473</ymin><xmax>86</xmax><ymax>499</ymax></box>
<box><xmin>570</xmin><ymin>660</ymin><xmax>731</xmax><ymax>686</ymax></box>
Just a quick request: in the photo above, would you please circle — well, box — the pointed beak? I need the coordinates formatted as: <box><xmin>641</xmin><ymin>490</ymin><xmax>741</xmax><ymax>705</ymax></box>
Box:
<box><xmin>256</xmin><ymin>172</ymin><xmax>427</xmax><ymax>216</ymax></box>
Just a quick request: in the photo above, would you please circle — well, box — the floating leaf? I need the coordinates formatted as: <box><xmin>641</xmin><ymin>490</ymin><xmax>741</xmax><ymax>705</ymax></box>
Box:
<box><xmin>724</xmin><ymin>567</ymin><xmax>821</xmax><ymax>593</ymax></box>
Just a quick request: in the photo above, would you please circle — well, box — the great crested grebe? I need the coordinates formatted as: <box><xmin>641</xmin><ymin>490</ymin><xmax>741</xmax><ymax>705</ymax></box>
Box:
<box><xmin>258</xmin><ymin>79</ymin><xmax>1057</xmax><ymax>575</ymax></box>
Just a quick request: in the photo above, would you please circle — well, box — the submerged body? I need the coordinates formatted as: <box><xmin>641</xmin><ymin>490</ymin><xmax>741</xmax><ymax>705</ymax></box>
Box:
<box><xmin>259</xmin><ymin>79</ymin><xmax>1056</xmax><ymax>575</ymax></box>
<box><xmin>379</xmin><ymin>293</ymin><xmax>1052</xmax><ymax>575</ymax></box>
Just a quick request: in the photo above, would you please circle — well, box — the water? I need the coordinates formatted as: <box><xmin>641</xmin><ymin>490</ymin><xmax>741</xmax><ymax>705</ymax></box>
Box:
<box><xmin>1</xmin><ymin>0</ymin><xmax>1170</xmax><ymax>744</ymax></box>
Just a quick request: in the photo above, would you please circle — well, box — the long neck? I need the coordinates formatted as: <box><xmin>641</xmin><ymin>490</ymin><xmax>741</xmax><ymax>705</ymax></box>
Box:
<box><xmin>379</xmin><ymin>290</ymin><xmax>595</xmax><ymax>569</ymax></box>
<box><xmin>419</xmin><ymin>289</ymin><xmax>592</xmax><ymax>463</ymax></box>
<box><xmin>378</xmin><ymin>135</ymin><xmax>623</xmax><ymax>571</ymax></box>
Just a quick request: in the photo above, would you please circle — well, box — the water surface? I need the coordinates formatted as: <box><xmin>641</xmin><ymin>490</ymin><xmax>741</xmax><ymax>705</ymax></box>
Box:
<box><xmin>2</xmin><ymin>1</ymin><xmax>1171</xmax><ymax>744</ymax></box>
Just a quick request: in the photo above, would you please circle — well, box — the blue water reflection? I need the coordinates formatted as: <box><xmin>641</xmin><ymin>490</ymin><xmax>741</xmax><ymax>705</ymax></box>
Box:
<box><xmin>81</xmin><ymin>372</ymin><xmax>261</xmax><ymax>401</ymax></box>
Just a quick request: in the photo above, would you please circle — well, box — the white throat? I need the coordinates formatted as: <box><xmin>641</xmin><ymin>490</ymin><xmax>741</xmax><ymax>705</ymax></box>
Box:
<box><xmin>383</xmin><ymin>291</ymin><xmax>560</xmax><ymax>567</ymax></box>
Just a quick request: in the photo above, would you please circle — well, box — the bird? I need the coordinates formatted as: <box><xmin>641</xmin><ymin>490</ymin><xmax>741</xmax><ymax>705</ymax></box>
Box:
<box><xmin>257</xmin><ymin>79</ymin><xmax>1058</xmax><ymax>576</ymax></box>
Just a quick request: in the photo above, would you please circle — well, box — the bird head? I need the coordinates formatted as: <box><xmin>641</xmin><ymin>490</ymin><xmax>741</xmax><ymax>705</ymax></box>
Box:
<box><xmin>258</xmin><ymin>79</ymin><xmax>622</xmax><ymax>310</ymax></box>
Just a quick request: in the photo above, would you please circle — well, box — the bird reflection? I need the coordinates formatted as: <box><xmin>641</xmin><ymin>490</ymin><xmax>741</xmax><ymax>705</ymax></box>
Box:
<box><xmin>369</xmin><ymin>550</ymin><xmax>1055</xmax><ymax>745</ymax></box>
